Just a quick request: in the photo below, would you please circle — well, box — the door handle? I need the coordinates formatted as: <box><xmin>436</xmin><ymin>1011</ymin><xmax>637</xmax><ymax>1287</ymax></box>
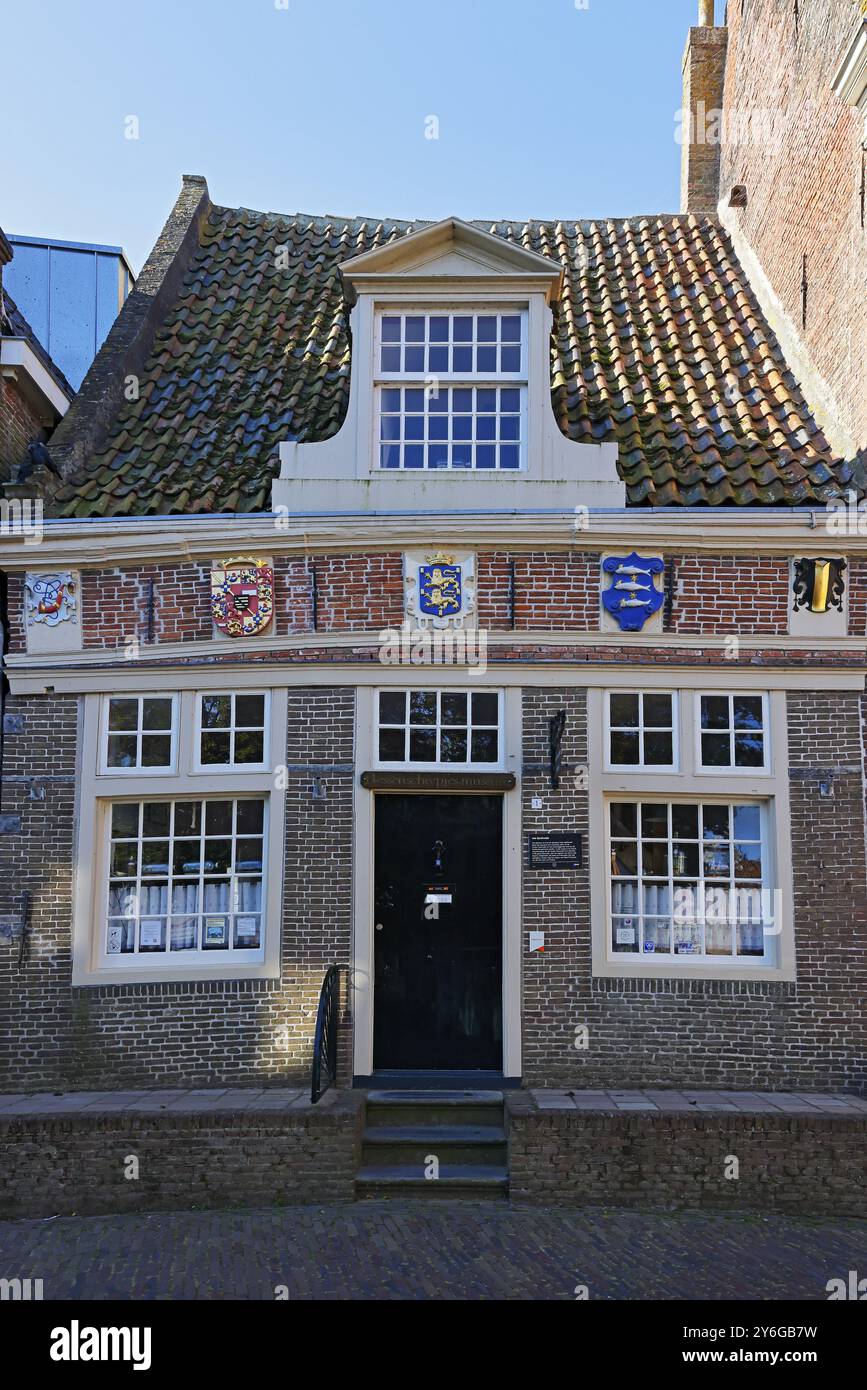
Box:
<box><xmin>375</xmin><ymin>922</ymin><xmax>384</xmax><ymax>931</ymax></box>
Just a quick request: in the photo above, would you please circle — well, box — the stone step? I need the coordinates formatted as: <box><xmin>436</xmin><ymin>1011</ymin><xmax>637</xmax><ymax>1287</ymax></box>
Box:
<box><xmin>365</xmin><ymin>1091</ymin><xmax>505</xmax><ymax>1129</ymax></box>
<box><xmin>355</xmin><ymin>1164</ymin><xmax>509</xmax><ymax>1201</ymax></box>
<box><xmin>362</xmin><ymin>1125</ymin><xmax>507</xmax><ymax>1168</ymax></box>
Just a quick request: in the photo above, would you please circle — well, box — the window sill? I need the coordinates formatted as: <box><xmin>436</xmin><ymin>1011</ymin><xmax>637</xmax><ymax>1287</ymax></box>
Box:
<box><xmin>71</xmin><ymin>960</ymin><xmax>278</xmax><ymax>988</ymax></box>
<box><xmin>592</xmin><ymin>960</ymin><xmax>795</xmax><ymax>984</ymax></box>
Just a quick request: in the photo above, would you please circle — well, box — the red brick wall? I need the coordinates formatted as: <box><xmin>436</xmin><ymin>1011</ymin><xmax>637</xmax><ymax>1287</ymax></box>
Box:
<box><xmin>0</xmin><ymin>378</ymin><xmax>47</xmax><ymax>485</ymax></box>
<box><xmin>671</xmin><ymin>554</ymin><xmax>789</xmax><ymax>634</ymax></box>
<box><xmin>720</xmin><ymin>0</ymin><xmax>867</xmax><ymax>449</ymax></box>
<box><xmin>81</xmin><ymin>564</ymin><xmax>213</xmax><ymax>649</ymax></box>
<box><xmin>477</xmin><ymin>551</ymin><xmax>598</xmax><ymax>630</ymax></box>
<box><xmin>3</xmin><ymin>550</ymin><xmax>857</xmax><ymax>649</ymax></box>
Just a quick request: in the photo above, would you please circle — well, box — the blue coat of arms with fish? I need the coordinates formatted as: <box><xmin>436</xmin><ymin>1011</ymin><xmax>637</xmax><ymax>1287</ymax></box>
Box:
<box><xmin>601</xmin><ymin>552</ymin><xmax>665</xmax><ymax>631</ymax></box>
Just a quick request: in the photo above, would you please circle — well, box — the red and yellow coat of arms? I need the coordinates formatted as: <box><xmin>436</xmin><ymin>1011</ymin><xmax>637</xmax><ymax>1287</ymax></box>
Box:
<box><xmin>211</xmin><ymin>555</ymin><xmax>274</xmax><ymax>638</ymax></box>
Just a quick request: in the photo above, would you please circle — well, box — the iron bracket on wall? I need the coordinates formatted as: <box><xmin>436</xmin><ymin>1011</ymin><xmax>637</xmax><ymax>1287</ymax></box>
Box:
<box><xmin>309</xmin><ymin>559</ymin><xmax>319</xmax><ymax>631</ymax></box>
<box><xmin>548</xmin><ymin>710</ymin><xmax>567</xmax><ymax>790</ymax></box>
<box><xmin>507</xmin><ymin>558</ymin><xmax>516</xmax><ymax>630</ymax></box>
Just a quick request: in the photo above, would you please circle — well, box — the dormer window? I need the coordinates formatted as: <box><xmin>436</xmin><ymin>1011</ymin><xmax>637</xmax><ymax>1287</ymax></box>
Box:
<box><xmin>376</xmin><ymin>309</ymin><xmax>527</xmax><ymax>470</ymax></box>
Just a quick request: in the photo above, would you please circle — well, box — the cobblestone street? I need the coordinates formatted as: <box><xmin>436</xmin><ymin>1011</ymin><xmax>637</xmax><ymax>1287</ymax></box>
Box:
<box><xmin>2</xmin><ymin>1203</ymin><xmax>865</xmax><ymax>1300</ymax></box>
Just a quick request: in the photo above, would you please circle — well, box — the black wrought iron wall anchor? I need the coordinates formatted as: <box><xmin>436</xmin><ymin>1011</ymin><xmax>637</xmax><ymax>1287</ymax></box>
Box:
<box><xmin>548</xmin><ymin>710</ymin><xmax>567</xmax><ymax>790</ymax></box>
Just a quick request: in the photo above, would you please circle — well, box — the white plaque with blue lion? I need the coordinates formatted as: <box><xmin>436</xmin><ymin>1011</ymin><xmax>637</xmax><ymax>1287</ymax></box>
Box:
<box><xmin>404</xmin><ymin>549</ymin><xmax>476</xmax><ymax>630</ymax></box>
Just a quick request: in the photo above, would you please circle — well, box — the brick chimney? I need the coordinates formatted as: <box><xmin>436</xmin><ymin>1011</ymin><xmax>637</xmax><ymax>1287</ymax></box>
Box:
<box><xmin>679</xmin><ymin>1</ymin><xmax>728</xmax><ymax>214</ymax></box>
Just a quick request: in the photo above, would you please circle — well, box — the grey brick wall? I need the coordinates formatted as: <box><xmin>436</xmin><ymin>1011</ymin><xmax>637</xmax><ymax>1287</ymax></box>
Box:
<box><xmin>0</xmin><ymin>688</ymin><xmax>355</xmax><ymax>1091</ymax></box>
<box><xmin>507</xmin><ymin>1093</ymin><xmax>867</xmax><ymax>1215</ymax></box>
<box><xmin>520</xmin><ymin>688</ymin><xmax>867</xmax><ymax>1094</ymax></box>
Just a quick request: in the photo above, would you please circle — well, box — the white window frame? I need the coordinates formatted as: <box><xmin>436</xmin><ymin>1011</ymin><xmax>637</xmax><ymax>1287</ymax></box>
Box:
<box><xmin>373</xmin><ymin>306</ymin><xmax>529</xmax><ymax>472</ymax></box>
<box><xmin>604</xmin><ymin>690</ymin><xmax>679</xmax><ymax>771</ymax></box>
<box><xmin>588</xmin><ymin>686</ymin><xmax>794</xmax><ymax>983</ymax></box>
<box><xmin>605</xmin><ymin>795</ymin><xmax>775</xmax><ymax>968</ymax></box>
<box><xmin>98</xmin><ymin>693</ymin><xmax>179</xmax><ymax>776</ymax></box>
<box><xmin>694</xmin><ymin>691</ymin><xmax>771</xmax><ymax>776</ymax></box>
<box><xmin>75</xmin><ymin>687</ymin><xmax>288</xmax><ymax>985</ymax></box>
<box><xmin>99</xmin><ymin>794</ymin><xmax>269</xmax><ymax>971</ymax></box>
<box><xmin>193</xmin><ymin>690</ymin><xmax>271</xmax><ymax>774</ymax></box>
<box><xmin>374</xmin><ymin>686</ymin><xmax>504</xmax><ymax>770</ymax></box>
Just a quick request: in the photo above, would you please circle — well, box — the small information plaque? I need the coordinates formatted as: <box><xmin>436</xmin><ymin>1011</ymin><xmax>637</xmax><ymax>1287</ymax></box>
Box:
<box><xmin>528</xmin><ymin>832</ymin><xmax>582</xmax><ymax>869</ymax></box>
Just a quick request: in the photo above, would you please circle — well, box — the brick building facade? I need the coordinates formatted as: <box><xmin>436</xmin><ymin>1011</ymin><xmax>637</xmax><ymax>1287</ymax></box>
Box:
<box><xmin>1</xmin><ymin>3</ymin><xmax>865</xmax><ymax>1100</ymax></box>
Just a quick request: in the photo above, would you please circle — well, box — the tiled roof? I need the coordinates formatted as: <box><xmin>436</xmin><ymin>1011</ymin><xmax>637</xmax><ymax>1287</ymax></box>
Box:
<box><xmin>52</xmin><ymin>204</ymin><xmax>860</xmax><ymax>515</ymax></box>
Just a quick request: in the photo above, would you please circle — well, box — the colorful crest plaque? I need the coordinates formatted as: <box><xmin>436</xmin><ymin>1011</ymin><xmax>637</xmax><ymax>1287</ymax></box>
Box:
<box><xmin>211</xmin><ymin>556</ymin><xmax>274</xmax><ymax>638</ymax></box>
<box><xmin>792</xmin><ymin>557</ymin><xmax>846</xmax><ymax>614</ymax></box>
<box><xmin>601</xmin><ymin>552</ymin><xmax>664</xmax><ymax>631</ymax></box>
<box><xmin>404</xmin><ymin>550</ymin><xmax>476</xmax><ymax>629</ymax></box>
<box><xmin>25</xmin><ymin>572</ymin><xmax>77</xmax><ymax>626</ymax></box>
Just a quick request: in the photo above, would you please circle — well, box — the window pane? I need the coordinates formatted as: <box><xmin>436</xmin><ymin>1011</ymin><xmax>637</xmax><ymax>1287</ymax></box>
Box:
<box><xmin>409</xmin><ymin>729</ymin><xmax>436</xmax><ymax>761</ymax></box>
<box><xmin>671</xmin><ymin>804</ymin><xmax>699</xmax><ymax>839</ymax></box>
<box><xmin>471</xmin><ymin>692</ymin><xmax>498</xmax><ymax>725</ymax></box>
<box><xmin>610</xmin><ymin>802</ymin><xmax>637</xmax><ymax>838</ymax></box>
<box><xmin>643</xmin><ymin>693</ymin><xmax>672</xmax><ymax>727</ymax></box>
<box><xmin>733</xmin><ymin>696</ymin><xmax>763</xmax><ymax>730</ymax></box>
<box><xmin>142</xmin><ymin>698</ymin><xmax>173</xmax><ymax>731</ymax></box>
<box><xmin>379</xmin><ymin>691</ymin><xmax>406</xmax><ymax>724</ymax></box>
<box><xmin>644</xmin><ymin>918</ymin><xmax>670</xmax><ymax>953</ymax></box>
<box><xmin>702</xmin><ymin>805</ymin><xmax>730</xmax><ymax>841</ymax></box>
<box><xmin>141</xmin><ymin>735</ymin><xmax>172</xmax><ymax>768</ymax></box>
<box><xmin>700</xmin><ymin>696</ymin><xmax>730</xmax><ymax>730</ymax></box>
<box><xmin>441</xmin><ymin>693</ymin><xmax>467</xmax><ymax>725</ymax></box>
<box><xmin>501</xmin><ymin>315</ymin><xmax>522</xmax><ymax>341</ymax></box>
<box><xmin>612</xmin><ymin>919</ymin><xmax>639</xmax><ymax>952</ymax></box>
<box><xmin>701</xmin><ymin>733</ymin><xmax>730</xmax><ymax>767</ymax></box>
<box><xmin>610</xmin><ymin>730</ymin><xmax>640</xmax><ymax>765</ymax></box>
<box><xmin>640</xmin><ymin>803</ymin><xmax>668</xmax><ymax>838</ymax></box>
<box><xmin>111</xmin><ymin>842</ymin><xmax>139</xmax><ymax>877</ymax></box>
<box><xmin>642</xmin><ymin>732</ymin><xmax>673</xmax><ymax>766</ymax></box>
<box><xmin>440</xmin><ymin>729</ymin><xmax>468</xmax><ymax>763</ymax></box>
<box><xmin>409</xmin><ymin>691</ymin><xmax>437</xmax><ymax>724</ymax></box>
<box><xmin>111</xmin><ymin>803</ymin><xmax>139</xmax><ymax>838</ymax></box>
<box><xmin>611</xmin><ymin>841</ymin><xmax>637</xmax><ymax>875</ymax></box>
<box><xmin>205</xmin><ymin>801</ymin><xmax>233</xmax><ymax>835</ymax></box>
<box><xmin>379</xmin><ymin>728</ymin><xmax>406</xmax><ymax>761</ymax></box>
<box><xmin>174</xmin><ymin>802</ymin><xmax>200</xmax><ymax>836</ymax></box>
<box><xmin>609</xmin><ymin>693</ymin><xmax>639</xmax><ymax>728</ymax></box>
<box><xmin>171</xmin><ymin>918</ymin><xmax>198</xmax><ymax>951</ymax></box>
<box><xmin>236</xmin><ymin>695</ymin><xmax>265</xmax><ymax>727</ymax></box>
<box><xmin>703</xmin><ymin>845</ymin><xmax>730</xmax><ymax>877</ymax></box>
<box><xmin>672</xmin><ymin>842</ymin><xmax>699</xmax><ymax>877</ymax></box>
<box><xmin>201</xmin><ymin>731</ymin><xmax>231</xmax><ymax>765</ymax></box>
<box><xmin>470</xmin><ymin>729</ymin><xmax>498</xmax><ymax>763</ymax></box>
<box><xmin>642</xmin><ymin>842</ymin><xmax>669</xmax><ymax>876</ymax></box>
<box><xmin>142</xmin><ymin>803</ymin><xmax>170</xmax><ymax>837</ymax></box>
<box><xmin>233</xmin><ymin>731</ymin><xmax>265</xmax><ymax>764</ymax></box>
<box><xmin>500</xmin><ymin>345</ymin><xmax>521</xmax><ymax>372</ymax></box>
<box><xmin>732</xmin><ymin>804</ymin><xmax>761</xmax><ymax>840</ymax></box>
<box><xmin>733</xmin><ymin>843</ymin><xmax>762</xmax><ymax>879</ymax></box>
<box><xmin>201</xmin><ymin>695</ymin><xmax>230</xmax><ymax>729</ymax></box>
<box><xmin>205</xmin><ymin>839</ymin><xmax>233</xmax><ymax>875</ymax></box>
<box><xmin>237</xmin><ymin>800</ymin><xmax>265</xmax><ymax>835</ymax></box>
<box><xmin>107</xmin><ymin>734</ymin><xmax>137</xmax><ymax>768</ymax></box>
<box><xmin>381</xmin><ymin>317</ymin><xmax>401</xmax><ymax>342</ymax></box>
<box><xmin>108</xmin><ymin>699</ymin><xmax>138</xmax><ymax>732</ymax></box>
<box><xmin>734</xmin><ymin>733</ymin><xmax>764</xmax><ymax>768</ymax></box>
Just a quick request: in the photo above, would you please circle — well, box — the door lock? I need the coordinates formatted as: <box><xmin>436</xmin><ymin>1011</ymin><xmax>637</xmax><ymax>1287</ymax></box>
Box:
<box><xmin>375</xmin><ymin>922</ymin><xmax>384</xmax><ymax>931</ymax></box>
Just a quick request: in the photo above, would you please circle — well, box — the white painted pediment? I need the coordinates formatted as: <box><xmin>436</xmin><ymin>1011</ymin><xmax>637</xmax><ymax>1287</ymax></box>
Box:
<box><xmin>340</xmin><ymin>216</ymin><xmax>562</xmax><ymax>297</ymax></box>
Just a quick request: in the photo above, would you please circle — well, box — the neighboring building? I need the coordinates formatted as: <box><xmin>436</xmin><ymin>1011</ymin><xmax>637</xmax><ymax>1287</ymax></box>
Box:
<box><xmin>0</xmin><ymin>3</ymin><xmax>865</xmax><ymax>1099</ymax></box>
<box><xmin>0</xmin><ymin>229</ymin><xmax>73</xmax><ymax>486</ymax></box>
<box><xmin>682</xmin><ymin>0</ymin><xmax>867</xmax><ymax>457</ymax></box>
<box><xmin>3</xmin><ymin>235</ymin><xmax>134</xmax><ymax>391</ymax></box>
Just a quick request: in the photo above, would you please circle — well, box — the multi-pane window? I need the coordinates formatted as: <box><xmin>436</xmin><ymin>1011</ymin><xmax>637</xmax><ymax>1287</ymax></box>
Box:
<box><xmin>102</xmin><ymin>696</ymin><xmax>176</xmax><ymax>772</ymax></box>
<box><xmin>198</xmin><ymin>693</ymin><xmax>268</xmax><ymax>768</ymax></box>
<box><xmin>607</xmin><ymin>692</ymin><xmax>676</xmax><ymax>768</ymax></box>
<box><xmin>698</xmin><ymin>694</ymin><xmax>767</xmax><ymax>770</ymax></box>
<box><xmin>105</xmin><ymin>797</ymin><xmax>266</xmax><ymax>960</ymax></box>
<box><xmin>376</xmin><ymin>311</ymin><xmax>526</xmax><ymax>471</ymax></box>
<box><xmin>377</xmin><ymin>689</ymin><xmax>500</xmax><ymax>765</ymax></box>
<box><xmin>609</xmin><ymin>800</ymin><xmax>770</xmax><ymax>962</ymax></box>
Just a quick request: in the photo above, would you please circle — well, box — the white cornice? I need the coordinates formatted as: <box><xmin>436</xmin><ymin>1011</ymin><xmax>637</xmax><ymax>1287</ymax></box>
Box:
<box><xmin>0</xmin><ymin>338</ymin><xmax>71</xmax><ymax>421</ymax></box>
<box><xmin>1</xmin><ymin>507</ymin><xmax>867</xmax><ymax>569</ymax></box>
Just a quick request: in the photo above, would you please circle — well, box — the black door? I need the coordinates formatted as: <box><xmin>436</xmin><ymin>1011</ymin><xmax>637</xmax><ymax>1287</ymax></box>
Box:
<box><xmin>373</xmin><ymin>794</ymin><xmax>503</xmax><ymax>1071</ymax></box>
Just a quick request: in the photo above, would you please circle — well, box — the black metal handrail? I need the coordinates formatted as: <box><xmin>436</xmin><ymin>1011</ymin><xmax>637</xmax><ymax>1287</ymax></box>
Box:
<box><xmin>310</xmin><ymin>964</ymin><xmax>340</xmax><ymax>1103</ymax></box>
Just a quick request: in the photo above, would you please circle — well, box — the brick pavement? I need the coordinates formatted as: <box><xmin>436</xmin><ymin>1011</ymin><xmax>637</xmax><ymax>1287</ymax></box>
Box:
<box><xmin>1</xmin><ymin>1203</ymin><xmax>865</xmax><ymax>1300</ymax></box>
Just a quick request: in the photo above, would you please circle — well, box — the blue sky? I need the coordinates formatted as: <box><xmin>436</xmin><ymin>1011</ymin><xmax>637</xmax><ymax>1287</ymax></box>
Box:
<box><xmin>3</xmin><ymin>0</ymin><xmax>716</xmax><ymax>272</ymax></box>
